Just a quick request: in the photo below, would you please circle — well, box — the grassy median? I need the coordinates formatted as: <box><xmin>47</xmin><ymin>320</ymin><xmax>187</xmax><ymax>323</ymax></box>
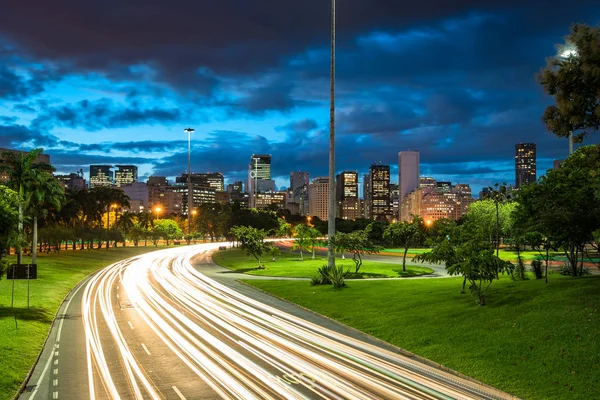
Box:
<box><xmin>213</xmin><ymin>248</ymin><xmax>433</xmax><ymax>278</ymax></box>
<box><xmin>246</xmin><ymin>275</ymin><xmax>600</xmax><ymax>400</ymax></box>
<box><xmin>0</xmin><ymin>245</ymin><xmax>173</xmax><ymax>400</ymax></box>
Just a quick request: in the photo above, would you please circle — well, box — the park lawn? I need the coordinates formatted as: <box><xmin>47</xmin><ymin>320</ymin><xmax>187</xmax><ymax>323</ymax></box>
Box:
<box><xmin>383</xmin><ymin>248</ymin><xmax>573</xmax><ymax>262</ymax></box>
<box><xmin>0</xmin><ymin>245</ymin><xmax>174</xmax><ymax>400</ymax></box>
<box><xmin>212</xmin><ymin>248</ymin><xmax>433</xmax><ymax>278</ymax></box>
<box><xmin>246</xmin><ymin>275</ymin><xmax>600</xmax><ymax>400</ymax></box>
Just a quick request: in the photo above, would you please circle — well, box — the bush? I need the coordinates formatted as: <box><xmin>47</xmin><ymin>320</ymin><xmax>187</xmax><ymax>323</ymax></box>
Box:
<box><xmin>0</xmin><ymin>258</ymin><xmax>8</xmax><ymax>280</ymax></box>
<box><xmin>513</xmin><ymin>257</ymin><xmax>528</xmax><ymax>281</ymax></box>
<box><xmin>310</xmin><ymin>264</ymin><xmax>349</xmax><ymax>288</ymax></box>
<box><xmin>559</xmin><ymin>263</ymin><xmax>592</xmax><ymax>276</ymax></box>
<box><xmin>530</xmin><ymin>259</ymin><xmax>544</xmax><ymax>279</ymax></box>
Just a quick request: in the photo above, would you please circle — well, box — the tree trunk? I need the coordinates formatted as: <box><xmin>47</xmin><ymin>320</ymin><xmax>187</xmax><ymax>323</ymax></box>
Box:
<box><xmin>479</xmin><ymin>294</ymin><xmax>486</xmax><ymax>306</ymax></box>
<box><xmin>545</xmin><ymin>247</ymin><xmax>549</xmax><ymax>284</ymax></box>
<box><xmin>312</xmin><ymin>245</ymin><xmax>315</xmax><ymax>260</ymax></box>
<box><xmin>299</xmin><ymin>250</ymin><xmax>303</xmax><ymax>261</ymax></box>
<box><xmin>17</xmin><ymin>193</ymin><xmax>23</xmax><ymax>265</ymax></box>
<box><xmin>495</xmin><ymin>203</ymin><xmax>500</xmax><ymax>258</ymax></box>
<box><xmin>32</xmin><ymin>215</ymin><xmax>38</xmax><ymax>265</ymax></box>
<box><xmin>402</xmin><ymin>246</ymin><xmax>408</xmax><ymax>272</ymax></box>
<box><xmin>461</xmin><ymin>276</ymin><xmax>467</xmax><ymax>293</ymax></box>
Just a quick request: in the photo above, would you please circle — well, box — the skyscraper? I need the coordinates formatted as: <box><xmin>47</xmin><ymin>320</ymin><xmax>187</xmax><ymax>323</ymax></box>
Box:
<box><xmin>398</xmin><ymin>151</ymin><xmax>420</xmax><ymax>220</ymax></box>
<box><xmin>115</xmin><ymin>165</ymin><xmax>138</xmax><ymax>187</ymax></box>
<box><xmin>336</xmin><ymin>171</ymin><xmax>360</xmax><ymax>220</ymax></box>
<box><xmin>308</xmin><ymin>177</ymin><xmax>329</xmax><ymax>220</ymax></box>
<box><xmin>369</xmin><ymin>164</ymin><xmax>392</xmax><ymax>221</ymax></box>
<box><xmin>515</xmin><ymin>143</ymin><xmax>536</xmax><ymax>188</ymax></box>
<box><xmin>89</xmin><ymin>165</ymin><xmax>113</xmax><ymax>188</ymax></box>
<box><xmin>248</xmin><ymin>154</ymin><xmax>274</xmax><ymax>207</ymax></box>
<box><xmin>362</xmin><ymin>173</ymin><xmax>371</xmax><ymax>219</ymax></box>
<box><xmin>177</xmin><ymin>173</ymin><xmax>224</xmax><ymax>191</ymax></box>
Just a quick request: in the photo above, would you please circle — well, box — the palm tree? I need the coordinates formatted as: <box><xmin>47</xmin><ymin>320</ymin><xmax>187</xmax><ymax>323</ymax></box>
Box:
<box><xmin>26</xmin><ymin>171</ymin><xmax>65</xmax><ymax>264</ymax></box>
<box><xmin>0</xmin><ymin>149</ymin><xmax>53</xmax><ymax>264</ymax></box>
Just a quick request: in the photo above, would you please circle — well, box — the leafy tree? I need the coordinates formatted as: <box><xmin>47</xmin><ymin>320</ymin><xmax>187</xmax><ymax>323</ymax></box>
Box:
<box><xmin>365</xmin><ymin>221</ymin><xmax>390</xmax><ymax>245</ymax></box>
<box><xmin>292</xmin><ymin>223</ymin><xmax>311</xmax><ymax>260</ymax></box>
<box><xmin>306</xmin><ymin>226</ymin><xmax>321</xmax><ymax>260</ymax></box>
<box><xmin>0</xmin><ymin>185</ymin><xmax>19</xmax><ymax>265</ymax></box>
<box><xmin>487</xmin><ymin>183</ymin><xmax>513</xmax><ymax>257</ymax></box>
<box><xmin>154</xmin><ymin>219</ymin><xmax>183</xmax><ymax>245</ymax></box>
<box><xmin>229</xmin><ymin>225</ymin><xmax>267</xmax><ymax>268</ymax></box>
<box><xmin>514</xmin><ymin>146</ymin><xmax>600</xmax><ymax>276</ymax></box>
<box><xmin>383</xmin><ymin>215</ymin><xmax>425</xmax><ymax>272</ymax></box>
<box><xmin>538</xmin><ymin>24</ymin><xmax>600</xmax><ymax>143</ymax></box>
<box><xmin>337</xmin><ymin>230</ymin><xmax>381</xmax><ymax>274</ymax></box>
<box><xmin>268</xmin><ymin>245</ymin><xmax>281</xmax><ymax>261</ymax></box>
<box><xmin>127</xmin><ymin>223</ymin><xmax>146</xmax><ymax>247</ymax></box>
<box><xmin>415</xmin><ymin>224</ymin><xmax>514</xmax><ymax>305</ymax></box>
<box><xmin>277</xmin><ymin>218</ymin><xmax>293</xmax><ymax>238</ymax></box>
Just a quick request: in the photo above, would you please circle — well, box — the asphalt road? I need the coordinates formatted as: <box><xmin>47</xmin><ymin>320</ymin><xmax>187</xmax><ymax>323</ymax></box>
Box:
<box><xmin>20</xmin><ymin>243</ymin><xmax>515</xmax><ymax>400</ymax></box>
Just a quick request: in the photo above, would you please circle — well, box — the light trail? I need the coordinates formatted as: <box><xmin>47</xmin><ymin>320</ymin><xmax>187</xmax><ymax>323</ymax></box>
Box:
<box><xmin>81</xmin><ymin>244</ymin><xmax>514</xmax><ymax>400</ymax></box>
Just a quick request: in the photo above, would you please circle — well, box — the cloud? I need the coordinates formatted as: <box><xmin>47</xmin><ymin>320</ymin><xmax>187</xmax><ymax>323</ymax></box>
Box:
<box><xmin>32</xmin><ymin>98</ymin><xmax>184</xmax><ymax>131</ymax></box>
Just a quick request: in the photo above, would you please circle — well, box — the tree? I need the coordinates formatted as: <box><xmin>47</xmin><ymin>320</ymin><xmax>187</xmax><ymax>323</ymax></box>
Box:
<box><xmin>0</xmin><ymin>185</ymin><xmax>19</xmax><ymax>265</ymax></box>
<box><xmin>229</xmin><ymin>226</ymin><xmax>267</xmax><ymax>268</ymax></box>
<box><xmin>268</xmin><ymin>245</ymin><xmax>281</xmax><ymax>261</ymax></box>
<box><xmin>415</xmin><ymin>224</ymin><xmax>514</xmax><ymax>305</ymax></box>
<box><xmin>338</xmin><ymin>230</ymin><xmax>380</xmax><ymax>274</ymax></box>
<box><xmin>538</xmin><ymin>24</ymin><xmax>600</xmax><ymax>143</ymax></box>
<box><xmin>26</xmin><ymin>172</ymin><xmax>65</xmax><ymax>264</ymax></box>
<box><xmin>127</xmin><ymin>223</ymin><xmax>146</xmax><ymax>247</ymax></box>
<box><xmin>514</xmin><ymin>146</ymin><xmax>600</xmax><ymax>276</ymax></box>
<box><xmin>306</xmin><ymin>226</ymin><xmax>321</xmax><ymax>260</ymax></box>
<box><xmin>487</xmin><ymin>183</ymin><xmax>512</xmax><ymax>257</ymax></box>
<box><xmin>383</xmin><ymin>215</ymin><xmax>425</xmax><ymax>272</ymax></box>
<box><xmin>292</xmin><ymin>223</ymin><xmax>311</xmax><ymax>260</ymax></box>
<box><xmin>277</xmin><ymin>218</ymin><xmax>293</xmax><ymax>238</ymax></box>
<box><xmin>0</xmin><ymin>148</ymin><xmax>53</xmax><ymax>264</ymax></box>
<box><xmin>154</xmin><ymin>219</ymin><xmax>183</xmax><ymax>245</ymax></box>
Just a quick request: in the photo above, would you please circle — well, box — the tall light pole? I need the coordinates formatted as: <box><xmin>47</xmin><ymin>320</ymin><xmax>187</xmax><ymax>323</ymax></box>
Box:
<box><xmin>327</xmin><ymin>0</ymin><xmax>336</xmax><ymax>269</ymax></box>
<box><xmin>184</xmin><ymin>128</ymin><xmax>195</xmax><ymax>234</ymax></box>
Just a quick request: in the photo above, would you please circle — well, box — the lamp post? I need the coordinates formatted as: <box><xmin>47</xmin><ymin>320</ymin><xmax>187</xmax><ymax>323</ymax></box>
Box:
<box><xmin>327</xmin><ymin>0</ymin><xmax>336</xmax><ymax>269</ymax></box>
<box><xmin>559</xmin><ymin>45</ymin><xmax>578</xmax><ymax>156</ymax></box>
<box><xmin>184</xmin><ymin>128</ymin><xmax>195</xmax><ymax>234</ymax></box>
<box><xmin>154</xmin><ymin>206</ymin><xmax>162</xmax><ymax>220</ymax></box>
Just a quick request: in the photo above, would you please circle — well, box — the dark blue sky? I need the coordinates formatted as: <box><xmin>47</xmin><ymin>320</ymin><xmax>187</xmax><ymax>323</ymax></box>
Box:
<box><xmin>0</xmin><ymin>0</ymin><xmax>599</xmax><ymax>194</ymax></box>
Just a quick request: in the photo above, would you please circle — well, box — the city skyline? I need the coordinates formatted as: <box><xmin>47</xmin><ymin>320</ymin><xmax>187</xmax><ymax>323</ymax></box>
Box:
<box><xmin>0</xmin><ymin>2</ymin><xmax>599</xmax><ymax>195</ymax></box>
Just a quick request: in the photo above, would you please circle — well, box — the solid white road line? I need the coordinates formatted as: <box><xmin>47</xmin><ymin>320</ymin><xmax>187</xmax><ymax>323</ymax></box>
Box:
<box><xmin>172</xmin><ymin>386</ymin><xmax>187</xmax><ymax>400</ymax></box>
<box><xmin>141</xmin><ymin>343</ymin><xmax>151</xmax><ymax>356</ymax></box>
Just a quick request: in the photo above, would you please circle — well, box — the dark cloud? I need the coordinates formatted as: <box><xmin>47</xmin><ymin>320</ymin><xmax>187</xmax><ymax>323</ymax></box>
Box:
<box><xmin>0</xmin><ymin>123</ymin><xmax>60</xmax><ymax>148</ymax></box>
<box><xmin>32</xmin><ymin>98</ymin><xmax>184</xmax><ymax>131</ymax></box>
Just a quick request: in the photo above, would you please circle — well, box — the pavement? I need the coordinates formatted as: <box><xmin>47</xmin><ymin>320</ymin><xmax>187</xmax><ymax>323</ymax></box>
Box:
<box><xmin>19</xmin><ymin>243</ymin><xmax>516</xmax><ymax>400</ymax></box>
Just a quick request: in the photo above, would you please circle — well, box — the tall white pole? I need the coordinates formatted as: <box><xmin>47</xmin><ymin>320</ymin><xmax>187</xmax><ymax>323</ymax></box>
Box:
<box><xmin>327</xmin><ymin>0</ymin><xmax>336</xmax><ymax>269</ymax></box>
<box><xmin>185</xmin><ymin>128</ymin><xmax>194</xmax><ymax>235</ymax></box>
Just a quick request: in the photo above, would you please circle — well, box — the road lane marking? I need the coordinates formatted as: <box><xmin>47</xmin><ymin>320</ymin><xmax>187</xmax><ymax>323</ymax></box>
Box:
<box><xmin>53</xmin><ymin>379</ymin><xmax>58</xmax><ymax>387</ymax></box>
<box><xmin>128</xmin><ymin>321</ymin><xmax>135</xmax><ymax>330</ymax></box>
<box><xmin>53</xmin><ymin>359</ymin><xmax>58</xmax><ymax>365</ymax></box>
<box><xmin>54</xmin><ymin>351</ymin><xmax>59</xmax><ymax>357</ymax></box>
<box><xmin>116</xmin><ymin>293</ymin><xmax>120</xmax><ymax>299</ymax></box>
<box><xmin>53</xmin><ymin>369</ymin><xmax>58</xmax><ymax>375</ymax></box>
<box><xmin>141</xmin><ymin>343</ymin><xmax>151</xmax><ymax>356</ymax></box>
<box><xmin>172</xmin><ymin>386</ymin><xmax>186</xmax><ymax>400</ymax></box>
<box><xmin>52</xmin><ymin>391</ymin><xmax>58</xmax><ymax>399</ymax></box>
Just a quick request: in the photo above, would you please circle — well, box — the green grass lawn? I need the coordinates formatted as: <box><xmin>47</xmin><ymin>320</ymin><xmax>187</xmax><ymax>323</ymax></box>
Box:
<box><xmin>0</xmin><ymin>245</ymin><xmax>174</xmax><ymax>400</ymax></box>
<box><xmin>246</xmin><ymin>275</ymin><xmax>600</xmax><ymax>400</ymax></box>
<box><xmin>383</xmin><ymin>247</ymin><xmax>576</xmax><ymax>262</ymax></box>
<box><xmin>212</xmin><ymin>248</ymin><xmax>433</xmax><ymax>278</ymax></box>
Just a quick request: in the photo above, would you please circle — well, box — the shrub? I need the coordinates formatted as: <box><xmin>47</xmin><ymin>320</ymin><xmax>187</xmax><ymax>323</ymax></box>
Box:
<box><xmin>311</xmin><ymin>265</ymin><xmax>332</xmax><ymax>285</ymax></box>
<box><xmin>0</xmin><ymin>258</ymin><xmax>8</xmax><ymax>280</ymax></box>
<box><xmin>310</xmin><ymin>264</ymin><xmax>349</xmax><ymax>288</ymax></box>
<box><xmin>530</xmin><ymin>259</ymin><xmax>544</xmax><ymax>279</ymax></box>
<box><xmin>513</xmin><ymin>257</ymin><xmax>528</xmax><ymax>281</ymax></box>
<box><xmin>559</xmin><ymin>263</ymin><xmax>592</xmax><ymax>276</ymax></box>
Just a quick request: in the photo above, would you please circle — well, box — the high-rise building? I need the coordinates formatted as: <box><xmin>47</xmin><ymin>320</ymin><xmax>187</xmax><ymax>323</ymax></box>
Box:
<box><xmin>148</xmin><ymin>176</ymin><xmax>169</xmax><ymax>209</ymax></box>
<box><xmin>89</xmin><ymin>165</ymin><xmax>113</xmax><ymax>188</ymax></box>
<box><xmin>362</xmin><ymin>173</ymin><xmax>371</xmax><ymax>219</ymax></box>
<box><xmin>114</xmin><ymin>165</ymin><xmax>138</xmax><ymax>187</ymax></box>
<box><xmin>336</xmin><ymin>171</ymin><xmax>360</xmax><ymax>220</ymax></box>
<box><xmin>308</xmin><ymin>177</ymin><xmax>329</xmax><ymax>220</ymax></box>
<box><xmin>398</xmin><ymin>151</ymin><xmax>420</xmax><ymax>220</ymax></box>
<box><xmin>290</xmin><ymin>171</ymin><xmax>310</xmax><ymax>216</ymax></box>
<box><xmin>401</xmin><ymin>183</ymin><xmax>474</xmax><ymax>223</ymax></box>
<box><xmin>369</xmin><ymin>164</ymin><xmax>392</xmax><ymax>221</ymax></box>
<box><xmin>177</xmin><ymin>173</ymin><xmax>224</xmax><ymax>192</ymax></box>
<box><xmin>119</xmin><ymin>182</ymin><xmax>148</xmax><ymax>213</ymax></box>
<box><xmin>390</xmin><ymin>183</ymin><xmax>400</xmax><ymax>221</ymax></box>
<box><xmin>248</xmin><ymin>154</ymin><xmax>274</xmax><ymax>208</ymax></box>
<box><xmin>515</xmin><ymin>143</ymin><xmax>536</xmax><ymax>188</ymax></box>
<box><xmin>56</xmin><ymin>170</ymin><xmax>87</xmax><ymax>191</ymax></box>
<box><xmin>169</xmin><ymin>183</ymin><xmax>216</xmax><ymax>215</ymax></box>
<box><xmin>255</xmin><ymin>192</ymin><xmax>287</xmax><ymax>210</ymax></box>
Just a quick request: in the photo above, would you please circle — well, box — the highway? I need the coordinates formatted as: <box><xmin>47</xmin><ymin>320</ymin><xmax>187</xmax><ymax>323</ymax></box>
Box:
<box><xmin>22</xmin><ymin>243</ymin><xmax>514</xmax><ymax>400</ymax></box>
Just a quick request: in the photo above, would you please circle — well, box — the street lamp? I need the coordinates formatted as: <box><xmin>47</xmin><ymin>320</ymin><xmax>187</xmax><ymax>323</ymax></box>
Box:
<box><xmin>558</xmin><ymin>44</ymin><xmax>578</xmax><ymax>155</ymax></box>
<box><xmin>184</xmin><ymin>128</ymin><xmax>195</xmax><ymax>235</ymax></box>
<box><xmin>111</xmin><ymin>203</ymin><xmax>118</xmax><ymax>229</ymax></box>
<box><xmin>154</xmin><ymin>206</ymin><xmax>162</xmax><ymax>220</ymax></box>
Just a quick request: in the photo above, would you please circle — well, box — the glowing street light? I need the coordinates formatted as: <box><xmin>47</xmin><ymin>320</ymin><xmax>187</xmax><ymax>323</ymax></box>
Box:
<box><xmin>184</xmin><ymin>128</ymin><xmax>195</xmax><ymax>235</ymax></box>
<box><xmin>154</xmin><ymin>206</ymin><xmax>162</xmax><ymax>219</ymax></box>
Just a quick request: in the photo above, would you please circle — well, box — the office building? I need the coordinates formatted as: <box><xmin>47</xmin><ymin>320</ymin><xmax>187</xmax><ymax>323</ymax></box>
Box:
<box><xmin>308</xmin><ymin>177</ymin><xmax>329</xmax><ymax>220</ymax></box>
<box><xmin>390</xmin><ymin>183</ymin><xmax>400</xmax><ymax>221</ymax></box>
<box><xmin>254</xmin><ymin>192</ymin><xmax>287</xmax><ymax>210</ymax></box>
<box><xmin>89</xmin><ymin>165</ymin><xmax>113</xmax><ymax>188</ymax></box>
<box><xmin>336</xmin><ymin>171</ymin><xmax>360</xmax><ymax>220</ymax></box>
<box><xmin>248</xmin><ymin>154</ymin><xmax>274</xmax><ymax>208</ymax></box>
<box><xmin>56</xmin><ymin>171</ymin><xmax>87</xmax><ymax>191</ymax></box>
<box><xmin>401</xmin><ymin>182</ymin><xmax>474</xmax><ymax>222</ymax></box>
<box><xmin>119</xmin><ymin>182</ymin><xmax>148</xmax><ymax>213</ymax></box>
<box><xmin>177</xmin><ymin>173</ymin><xmax>224</xmax><ymax>192</ymax></box>
<box><xmin>115</xmin><ymin>165</ymin><xmax>138</xmax><ymax>187</ymax></box>
<box><xmin>169</xmin><ymin>183</ymin><xmax>216</xmax><ymax>215</ymax></box>
<box><xmin>148</xmin><ymin>176</ymin><xmax>169</xmax><ymax>209</ymax></box>
<box><xmin>369</xmin><ymin>164</ymin><xmax>392</xmax><ymax>221</ymax></box>
<box><xmin>398</xmin><ymin>151</ymin><xmax>420</xmax><ymax>219</ymax></box>
<box><xmin>362</xmin><ymin>174</ymin><xmax>371</xmax><ymax>219</ymax></box>
<box><xmin>515</xmin><ymin>143</ymin><xmax>536</xmax><ymax>188</ymax></box>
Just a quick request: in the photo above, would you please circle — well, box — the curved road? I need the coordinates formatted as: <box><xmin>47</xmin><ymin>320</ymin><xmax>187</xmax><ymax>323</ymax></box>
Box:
<box><xmin>21</xmin><ymin>243</ymin><xmax>514</xmax><ymax>400</ymax></box>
